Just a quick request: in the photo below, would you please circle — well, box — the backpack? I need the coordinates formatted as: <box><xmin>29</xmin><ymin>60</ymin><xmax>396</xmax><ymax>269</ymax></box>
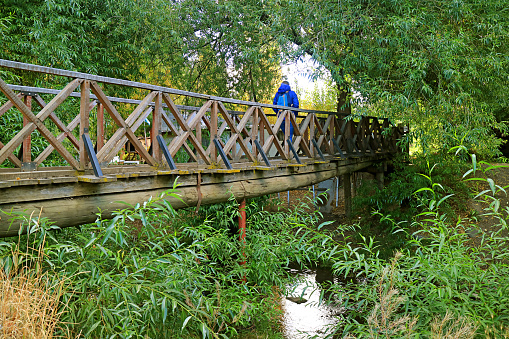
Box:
<box><xmin>277</xmin><ymin>92</ymin><xmax>289</xmax><ymax>108</ymax></box>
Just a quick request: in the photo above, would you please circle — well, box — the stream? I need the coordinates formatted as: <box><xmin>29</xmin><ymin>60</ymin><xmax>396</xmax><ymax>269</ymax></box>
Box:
<box><xmin>282</xmin><ymin>267</ymin><xmax>343</xmax><ymax>338</ymax></box>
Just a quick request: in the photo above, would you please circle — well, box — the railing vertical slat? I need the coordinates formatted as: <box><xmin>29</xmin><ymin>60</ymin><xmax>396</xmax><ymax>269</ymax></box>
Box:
<box><xmin>79</xmin><ymin>80</ymin><xmax>91</xmax><ymax>169</ymax></box>
<box><xmin>310</xmin><ymin>114</ymin><xmax>315</xmax><ymax>157</ymax></box>
<box><xmin>252</xmin><ymin>107</ymin><xmax>258</xmax><ymax>159</ymax></box>
<box><xmin>22</xmin><ymin>95</ymin><xmax>32</xmax><ymax>163</ymax></box>
<box><xmin>97</xmin><ymin>103</ymin><xmax>104</xmax><ymax>151</ymax></box>
<box><xmin>152</xmin><ymin>92</ymin><xmax>162</xmax><ymax>162</ymax></box>
<box><xmin>210</xmin><ymin>101</ymin><xmax>218</xmax><ymax>163</ymax></box>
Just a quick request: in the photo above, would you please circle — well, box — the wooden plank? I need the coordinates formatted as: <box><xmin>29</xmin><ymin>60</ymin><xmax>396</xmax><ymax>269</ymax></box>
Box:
<box><xmin>0</xmin><ymin>160</ymin><xmax>383</xmax><ymax>236</ymax></box>
<box><xmin>79</xmin><ymin>80</ymin><xmax>91</xmax><ymax>168</ymax></box>
<box><xmin>77</xmin><ymin>175</ymin><xmax>117</xmax><ymax>183</ymax></box>
<box><xmin>35</xmin><ymin>114</ymin><xmax>80</xmax><ymax>165</ymax></box>
<box><xmin>0</xmin><ymin>169</ymin><xmax>76</xmax><ymax>180</ymax></box>
<box><xmin>90</xmin><ymin>82</ymin><xmax>156</xmax><ymax>166</ymax></box>
<box><xmin>51</xmin><ymin>177</ymin><xmax>78</xmax><ymax>184</ymax></box>
<box><xmin>210</xmin><ymin>101</ymin><xmax>218</xmax><ymax>163</ymax></box>
<box><xmin>33</xmin><ymin>95</ymin><xmax>80</xmax><ymax>149</ymax></box>
<box><xmin>0</xmin><ymin>157</ymin><xmax>378</xmax><ymax>204</ymax></box>
<box><xmin>0</xmin><ymin>77</ymin><xmax>81</xmax><ymax>169</ymax></box>
<box><xmin>151</xmin><ymin>92</ymin><xmax>162</xmax><ymax>162</ymax></box>
<box><xmin>7</xmin><ymin>178</ymin><xmax>39</xmax><ymax>186</ymax></box>
<box><xmin>0</xmin><ymin>181</ymin><xmax>12</xmax><ymax>188</ymax></box>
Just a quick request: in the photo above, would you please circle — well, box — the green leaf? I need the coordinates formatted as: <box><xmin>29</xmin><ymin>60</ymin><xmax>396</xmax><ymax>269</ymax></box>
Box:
<box><xmin>182</xmin><ymin>315</ymin><xmax>192</xmax><ymax>331</ymax></box>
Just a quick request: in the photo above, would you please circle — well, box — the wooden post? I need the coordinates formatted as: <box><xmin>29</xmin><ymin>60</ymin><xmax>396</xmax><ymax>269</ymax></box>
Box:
<box><xmin>252</xmin><ymin>108</ymin><xmax>258</xmax><ymax>158</ymax></box>
<box><xmin>79</xmin><ymin>81</ymin><xmax>90</xmax><ymax>169</ymax></box>
<box><xmin>97</xmin><ymin>103</ymin><xmax>104</xmax><ymax>151</ymax></box>
<box><xmin>259</xmin><ymin>108</ymin><xmax>265</xmax><ymax>147</ymax></box>
<box><xmin>328</xmin><ymin>115</ymin><xmax>335</xmax><ymax>154</ymax></box>
<box><xmin>210</xmin><ymin>101</ymin><xmax>218</xmax><ymax>163</ymax></box>
<box><xmin>151</xmin><ymin>92</ymin><xmax>162</xmax><ymax>162</ymax></box>
<box><xmin>195</xmin><ymin>111</ymin><xmax>203</xmax><ymax>164</ymax></box>
<box><xmin>344</xmin><ymin>172</ymin><xmax>352</xmax><ymax>218</ymax></box>
<box><xmin>310</xmin><ymin>114</ymin><xmax>315</xmax><ymax>157</ymax></box>
<box><xmin>285</xmin><ymin>110</ymin><xmax>290</xmax><ymax>154</ymax></box>
<box><xmin>22</xmin><ymin>95</ymin><xmax>32</xmax><ymax>163</ymax></box>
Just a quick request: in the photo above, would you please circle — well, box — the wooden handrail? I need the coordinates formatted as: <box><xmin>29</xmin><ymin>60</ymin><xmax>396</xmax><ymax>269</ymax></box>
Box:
<box><xmin>0</xmin><ymin>60</ymin><xmax>404</xmax><ymax>172</ymax></box>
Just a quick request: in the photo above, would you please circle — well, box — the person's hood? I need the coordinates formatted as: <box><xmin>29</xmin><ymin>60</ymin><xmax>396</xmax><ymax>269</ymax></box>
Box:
<box><xmin>277</xmin><ymin>83</ymin><xmax>291</xmax><ymax>94</ymax></box>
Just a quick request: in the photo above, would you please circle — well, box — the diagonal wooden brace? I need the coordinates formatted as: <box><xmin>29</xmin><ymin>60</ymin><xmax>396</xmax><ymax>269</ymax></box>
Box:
<box><xmin>0</xmin><ymin>77</ymin><xmax>81</xmax><ymax>169</ymax></box>
<box><xmin>90</xmin><ymin>81</ymin><xmax>157</xmax><ymax>166</ymax></box>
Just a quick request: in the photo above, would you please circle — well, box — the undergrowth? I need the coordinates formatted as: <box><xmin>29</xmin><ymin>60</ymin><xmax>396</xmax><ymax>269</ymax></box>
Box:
<box><xmin>2</xmin><ymin>152</ymin><xmax>509</xmax><ymax>338</ymax></box>
<box><xmin>0</xmin><ymin>185</ymin><xmax>328</xmax><ymax>338</ymax></box>
<box><xmin>321</xmin><ymin>152</ymin><xmax>509</xmax><ymax>338</ymax></box>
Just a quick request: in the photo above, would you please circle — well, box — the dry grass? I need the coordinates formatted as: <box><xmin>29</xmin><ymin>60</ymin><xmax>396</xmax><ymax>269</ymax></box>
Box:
<box><xmin>0</xmin><ymin>268</ymin><xmax>66</xmax><ymax>338</ymax></box>
<box><xmin>0</xmin><ymin>214</ymin><xmax>69</xmax><ymax>339</ymax></box>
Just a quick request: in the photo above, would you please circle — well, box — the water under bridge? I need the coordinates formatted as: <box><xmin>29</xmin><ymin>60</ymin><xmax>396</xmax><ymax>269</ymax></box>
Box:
<box><xmin>0</xmin><ymin>59</ymin><xmax>406</xmax><ymax>237</ymax></box>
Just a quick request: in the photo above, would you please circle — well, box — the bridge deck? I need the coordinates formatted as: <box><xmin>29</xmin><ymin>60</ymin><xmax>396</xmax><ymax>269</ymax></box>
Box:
<box><xmin>0</xmin><ymin>154</ymin><xmax>388</xmax><ymax>236</ymax></box>
<box><xmin>0</xmin><ymin>59</ymin><xmax>405</xmax><ymax>236</ymax></box>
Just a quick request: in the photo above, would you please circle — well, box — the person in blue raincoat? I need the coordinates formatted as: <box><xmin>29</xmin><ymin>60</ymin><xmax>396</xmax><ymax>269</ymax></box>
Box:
<box><xmin>273</xmin><ymin>81</ymin><xmax>299</xmax><ymax>141</ymax></box>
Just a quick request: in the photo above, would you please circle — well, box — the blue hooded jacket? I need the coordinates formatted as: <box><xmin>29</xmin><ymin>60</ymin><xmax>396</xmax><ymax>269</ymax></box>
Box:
<box><xmin>273</xmin><ymin>83</ymin><xmax>299</xmax><ymax>115</ymax></box>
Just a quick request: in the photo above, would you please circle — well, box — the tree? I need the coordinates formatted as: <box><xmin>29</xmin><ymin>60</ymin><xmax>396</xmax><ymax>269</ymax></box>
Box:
<box><xmin>0</xmin><ymin>0</ymin><xmax>282</xmax><ymax>104</ymax></box>
<box><xmin>267</xmin><ymin>0</ymin><xmax>509</xmax><ymax>155</ymax></box>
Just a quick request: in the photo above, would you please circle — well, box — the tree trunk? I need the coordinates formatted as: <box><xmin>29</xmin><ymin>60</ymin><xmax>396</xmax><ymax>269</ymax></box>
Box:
<box><xmin>336</xmin><ymin>82</ymin><xmax>351</xmax><ymax>115</ymax></box>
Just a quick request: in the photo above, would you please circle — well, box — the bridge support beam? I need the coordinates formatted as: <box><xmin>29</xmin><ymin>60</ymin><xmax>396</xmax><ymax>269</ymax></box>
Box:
<box><xmin>0</xmin><ymin>157</ymin><xmax>389</xmax><ymax>237</ymax></box>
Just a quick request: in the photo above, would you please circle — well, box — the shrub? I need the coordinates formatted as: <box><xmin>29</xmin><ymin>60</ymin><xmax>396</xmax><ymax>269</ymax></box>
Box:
<box><xmin>331</xmin><ymin>156</ymin><xmax>509</xmax><ymax>338</ymax></box>
<box><xmin>0</xmin><ymin>185</ymin><xmax>326</xmax><ymax>338</ymax></box>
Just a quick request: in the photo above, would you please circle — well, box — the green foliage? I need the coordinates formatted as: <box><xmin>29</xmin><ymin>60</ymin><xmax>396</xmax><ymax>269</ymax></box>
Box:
<box><xmin>300</xmin><ymin>79</ymin><xmax>339</xmax><ymax>112</ymax></box>
<box><xmin>323</xmin><ymin>157</ymin><xmax>509</xmax><ymax>337</ymax></box>
<box><xmin>0</xmin><ymin>186</ymin><xmax>326</xmax><ymax>338</ymax></box>
<box><xmin>269</xmin><ymin>0</ymin><xmax>509</xmax><ymax>156</ymax></box>
<box><xmin>0</xmin><ymin>0</ymin><xmax>281</xmax><ymax>103</ymax></box>
<box><xmin>354</xmin><ymin>153</ymin><xmax>470</xmax><ymax>223</ymax></box>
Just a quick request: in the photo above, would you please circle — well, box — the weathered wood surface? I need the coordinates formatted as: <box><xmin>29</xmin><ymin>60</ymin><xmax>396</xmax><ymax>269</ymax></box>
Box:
<box><xmin>0</xmin><ymin>156</ymin><xmax>384</xmax><ymax>237</ymax></box>
<box><xmin>0</xmin><ymin>60</ymin><xmax>407</xmax><ymax>237</ymax></box>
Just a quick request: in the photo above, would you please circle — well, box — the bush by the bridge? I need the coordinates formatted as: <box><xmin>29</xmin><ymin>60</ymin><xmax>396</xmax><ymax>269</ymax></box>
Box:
<box><xmin>0</xmin><ymin>185</ymin><xmax>328</xmax><ymax>338</ymax></box>
<box><xmin>325</xmin><ymin>156</ymin><xmax>509</xmax><ymax>338</ymax></box>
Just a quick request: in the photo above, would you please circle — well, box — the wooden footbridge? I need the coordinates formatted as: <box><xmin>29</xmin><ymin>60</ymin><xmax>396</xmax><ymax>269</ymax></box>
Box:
<box><xmin>0</xmin><ymin>59</ymin><xmax>405</xmax><ymax>237</ymax></box>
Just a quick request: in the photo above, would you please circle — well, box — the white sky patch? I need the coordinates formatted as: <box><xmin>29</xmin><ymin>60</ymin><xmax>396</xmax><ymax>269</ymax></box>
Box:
<box><xmin>280</xmin><ymin>56</ymin><xmax>328</xmax><ymax>95</ymax></box>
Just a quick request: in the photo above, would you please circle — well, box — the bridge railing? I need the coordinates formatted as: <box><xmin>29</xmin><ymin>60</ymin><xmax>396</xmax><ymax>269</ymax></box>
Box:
<box><xmin>0</xmin><ymin>59</ymin><xmax>405</xmax><ymax>173</ymax></box>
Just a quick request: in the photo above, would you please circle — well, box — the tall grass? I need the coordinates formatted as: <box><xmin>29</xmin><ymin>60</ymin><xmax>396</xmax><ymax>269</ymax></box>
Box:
<box><xmin>0</xmin><ymin>227</ymin><xmax>68</xmax><ymax>338</ymax></box>
<box><xmin>324</xmin><ymin>154</ymin><xmax>509</xmax><ymax>338</ymax></box>
<box><xmin>0</xmin><ymin>187</ymin><xmax>327</xmax><ymax>338</ymax></box>
<box><xmin>3</xmin><ymin>154</ymin><xmax>509</xmax><ymax>338</ymax></box>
